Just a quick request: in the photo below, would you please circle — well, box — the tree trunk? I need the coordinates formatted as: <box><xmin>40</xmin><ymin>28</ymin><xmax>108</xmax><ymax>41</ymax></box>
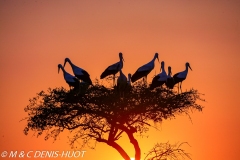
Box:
<box><xmin>97</xmin><ymin>138</ymin><xmax>131</xmax><ymax>160</ymax></box>
<box><xmin>125</xmin><ymin>130</ymin><xmax>141</xmax><ymax>160</ymax></box>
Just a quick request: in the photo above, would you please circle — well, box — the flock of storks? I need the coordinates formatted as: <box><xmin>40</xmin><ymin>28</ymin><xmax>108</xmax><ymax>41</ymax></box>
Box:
<box><xmin>58</xmin><ymin>52</ymin><xmax>192</xmax><ymax>94</ymax></box>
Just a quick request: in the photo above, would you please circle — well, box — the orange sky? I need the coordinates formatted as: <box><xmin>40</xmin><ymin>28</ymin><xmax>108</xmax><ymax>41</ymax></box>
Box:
<box><xmin>0</xmin><ymin>0</ymin><xmax>240</xmax><ymax>159</ymax></box>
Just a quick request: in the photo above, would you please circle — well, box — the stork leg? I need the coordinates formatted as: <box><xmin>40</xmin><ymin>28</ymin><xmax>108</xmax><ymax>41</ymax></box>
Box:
<box><xmin>177</xmin><ymin>83</ymin><xmax>179</xmax><ymax>94</ymax></box>
<box><xmin>144</xmin><ymin>76</ymin><xmax>148</xmax><ymax>87</ymax></box>
<box><xmin>180</xmin><ymin>82</ymin><xmax>182</xmax><ymax>93</ymax></box>
<box><xmin>146</xmin><ymin>76</ymin><xmax>147</xmax><ymax>85</ymax></box>
<box><xmin>113</xmin><ymin>74</ymin><xmax>115</xmax><ymax>87</ymax></box>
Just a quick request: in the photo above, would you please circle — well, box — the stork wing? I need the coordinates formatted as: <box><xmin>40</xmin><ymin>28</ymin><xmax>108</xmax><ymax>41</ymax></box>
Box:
<box><xmin>65</xmin><ymin>73</ymin><xmax>78</xmax><ymax>83</ymax></box>
<box><xmin>157</xmin><ymin>72</ymin><xmax>167</xmax><ymax>81</ymax></box>
<box><xmin>107</xmin><ymin>61</ymin><xmax>120</xmax><ymax>70</ymax></box>
<box><xmin>137</xmin><ymin>62</ymin><xmax>154</xmax><ymax>72</ymax></box>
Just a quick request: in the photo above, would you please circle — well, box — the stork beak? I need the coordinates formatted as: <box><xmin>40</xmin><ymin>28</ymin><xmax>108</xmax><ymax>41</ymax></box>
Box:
<box><xmin>160</xmin><ymin>67</ymin><xmax>162</xmax><ymax>72</ymax></box>
<box><xmin>189</xmin><ymin>65</ymin><xmax>192</xmax><ymax>71</ymax></box>
<box><xmin>157</xmin><ymin>57</ymin><xmax>159</xmax><ymax>63</ymax></box>
<box><xmin>58</xmin><ymin>66</ymin><xmax>60</xmax><ymax>73</ymax></box>
<box><xmin>123</xmin><ymin>57</ymin><xmax>125</xmax><ymax>62</ymax></box>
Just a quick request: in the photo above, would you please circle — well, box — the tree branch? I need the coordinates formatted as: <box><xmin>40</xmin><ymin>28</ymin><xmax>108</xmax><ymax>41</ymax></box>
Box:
<box><xmin>96</xmin><ymin>138</ymin><xmax>131</xmax><ymax>160</ymax></box>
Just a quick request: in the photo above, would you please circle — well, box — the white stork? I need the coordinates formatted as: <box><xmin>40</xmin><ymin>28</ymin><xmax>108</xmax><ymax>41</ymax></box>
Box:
<box><xmin>131</xmin><ymin>53</ymin><xmax>159</xmax><ymax>84</ymax></box>
<box><xmin>58</xmin><ymin>64</ymin><xmax>80</xmax><ymax>90</ymax></box>
<box><xmin>173</xmin><ymin>62</ymin><xmax>192</xmax><ymax>93</ymax></box>
<box><xmin>116</xmin><ymin>70</ymin><xmax>128</xmax><ymax>97</ymax></box>
<box><xmin>100</xmin><ymin>52</ymin><xmax>124</xmax><ymax>86</ymax></box>
<box><xmin>165</xmin><ymin>66</ymin><xmax>174</xmax><ymax>89</ymax></box>
<box><xmin>150</xmin><ymin>61</ymin><xmax>167</xmax><ymax>90</ymax></box>
<box><xmin>64</xmin><ymin>58</ymin><xmax>92</xmax><ymax>85</ymax></box>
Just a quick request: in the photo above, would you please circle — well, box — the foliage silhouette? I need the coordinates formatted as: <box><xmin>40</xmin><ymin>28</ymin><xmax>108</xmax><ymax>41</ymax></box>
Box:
<box><xmin>23</xmin><ymin>79</ymin><xmax>204</xmax><ymax>160</ymax></box>
<box><xmin>144</xmin><ymin>142</ymin><xmax>192</xmax><ymax>160</ymax></box>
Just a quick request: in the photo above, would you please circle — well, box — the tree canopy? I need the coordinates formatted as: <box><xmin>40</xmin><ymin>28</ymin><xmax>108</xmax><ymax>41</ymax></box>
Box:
<box><xmin>23</xmin><ymin>79</ymin><xmax>204</xmax><ymax>160</ymax></box>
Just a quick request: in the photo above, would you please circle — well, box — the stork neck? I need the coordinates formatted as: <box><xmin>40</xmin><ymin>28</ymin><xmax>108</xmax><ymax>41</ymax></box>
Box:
<box><xmin>152</xmin><ymin>56</ymin><xmax>156</xmax><ymax>62</ymax></box>
<box><xmin>161</xmin><ymin>64</ymin><xmax>165</xmax><ymax>73</ymax></box>
<box><xmin>120</xmin><ymin>56</ymin><xmax>123</xmax><ymax>63</ymax></box>
<box><xmin>185</xmin><ymin>65</ymin><xmax>189</xmax><ymax>72</ymax></box>
<box><xmin>67</xmin><ymin>59</ymin><xmax>74</xmax><ymax>66</ymax></box>
<box><xmin>59</xmin><ymin>66</ymin><xmax>66</xmax><ymax>75</ymax></box>
<box><xmin>152</xmin><ymin>55</ymin><xmax>159</xmax><ymax>65</ymax></box>
<box><xmin>119</xmin><ymin>57</ymin><xmax>124</xmax><ymax>68</ymax></box>
<box><xmin>62</xmin><ymin>66</ymin><xmax>66</xmax><ymax>73</ymax></box>
<box><xmin>168</xmin><ymin>71</ymin><xmax>171</xmax><ymax>76</ymax></box>
<box><xmin>128</xmin><ymin>75</ymin><xmax>131</xmax><ymax>80</ymax></box>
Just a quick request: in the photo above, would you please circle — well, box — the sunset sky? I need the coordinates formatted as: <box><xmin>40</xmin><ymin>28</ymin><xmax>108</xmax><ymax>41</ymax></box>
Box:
<box><xmin>0</xmin><ymin>0</ymin><xmax>240</xmax><ymax>159</ymax></box>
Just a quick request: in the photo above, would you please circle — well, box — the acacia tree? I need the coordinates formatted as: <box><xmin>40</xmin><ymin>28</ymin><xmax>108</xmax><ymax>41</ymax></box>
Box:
<box><xmin>23</xmin><ymin>79</ymin><xmax>204</xmax><ymax>160</ymax></box>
